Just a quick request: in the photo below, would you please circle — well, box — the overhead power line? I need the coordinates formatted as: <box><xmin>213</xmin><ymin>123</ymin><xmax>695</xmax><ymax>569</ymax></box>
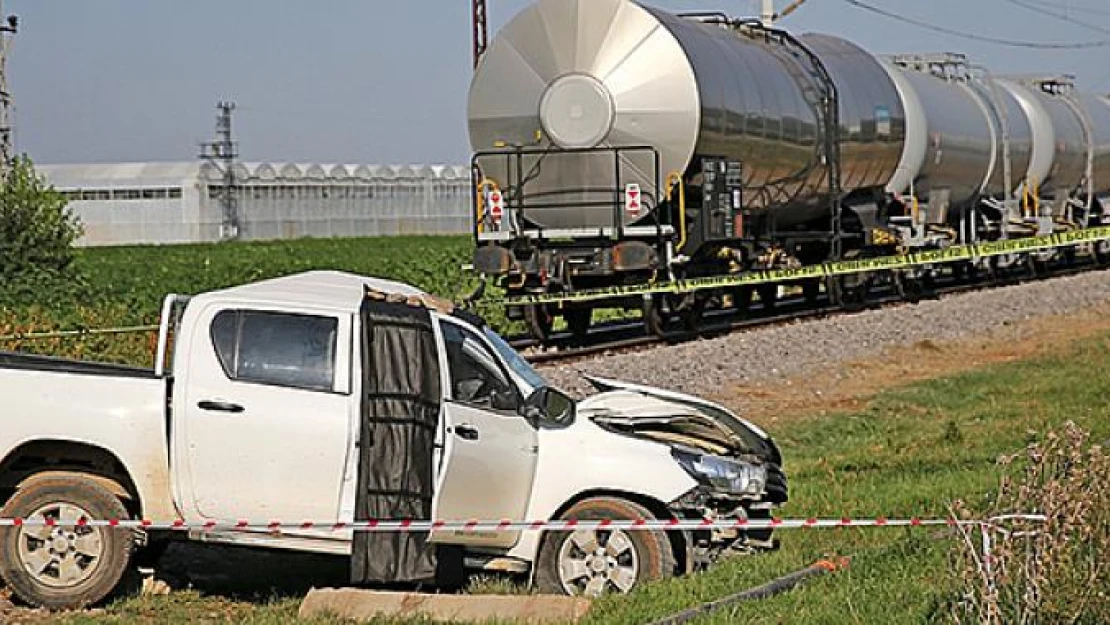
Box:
<box><xmin>1035</xmin><ymin>0</ymin><xmax>1110</xmax><ymax>17</ymax></box>
<box><xmin>1001</xmin><ymin>0</ymin><xmax>1110</xmax><ymax>35</ymax></box>
<box><xmin>843</xmin><ymin>0</ymin><xmax>1110</xmax><ymax>49</ymax></box>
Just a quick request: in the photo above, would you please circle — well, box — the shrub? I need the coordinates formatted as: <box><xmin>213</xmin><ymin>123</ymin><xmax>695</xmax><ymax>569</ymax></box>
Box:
<box><xmin>950</xmin><ymin>422</ymin><xmax>1110</xmax><ymax>624</ymax></box>
<box><xmin>0</xmin><ymin>155</ymin><xmax>84</xmax><ymax>304</ymax></box>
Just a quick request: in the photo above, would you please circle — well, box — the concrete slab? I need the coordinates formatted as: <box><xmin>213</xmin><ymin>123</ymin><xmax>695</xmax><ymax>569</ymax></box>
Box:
<box><xmin>298</xmin><ymin>588</ymin><xmax>592</xmax><ymax>623</ymax></box>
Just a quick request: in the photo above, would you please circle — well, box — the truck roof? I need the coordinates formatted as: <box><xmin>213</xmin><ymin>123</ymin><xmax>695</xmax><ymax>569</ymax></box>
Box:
<box><xmin>206</xmin><ymin>270</ymin><xmax>429</xmax><ymax>313</ymax></box>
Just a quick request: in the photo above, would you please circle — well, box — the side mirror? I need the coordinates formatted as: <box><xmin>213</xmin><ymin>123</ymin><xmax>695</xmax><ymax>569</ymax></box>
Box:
<box><xmin>521</xmin><ymin>387</ymin><xmax>576</xmax><ymax>426</ymax></box>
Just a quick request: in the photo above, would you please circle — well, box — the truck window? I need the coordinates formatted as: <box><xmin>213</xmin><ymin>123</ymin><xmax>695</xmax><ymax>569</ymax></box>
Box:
<box><xmin>210</xmin><ymin>310</ymin><xmax>338</xmax><ymax>392</ymax></box>
<box><xmin>440</xmin><ymin>321</ymin><xmax>515</xmax><ymax>407</ymax></box>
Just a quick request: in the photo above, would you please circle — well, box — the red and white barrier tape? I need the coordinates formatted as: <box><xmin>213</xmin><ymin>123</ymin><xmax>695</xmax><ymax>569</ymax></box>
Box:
<box><xmin>0</xmin><ymin>515</ymin><xmax>1047</xmax><ymax>532</ymax></box>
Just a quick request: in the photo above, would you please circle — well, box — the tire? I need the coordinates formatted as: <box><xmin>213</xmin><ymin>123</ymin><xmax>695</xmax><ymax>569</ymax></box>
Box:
<box><xmin>0</xmin><ymin>474</ymin><xmax>135</xmax><ymax>610</ymax></box>
<box><xmin>535</xmin><ymin>498</ymin><xmax>675</xmax><ymax>597</ymax></box>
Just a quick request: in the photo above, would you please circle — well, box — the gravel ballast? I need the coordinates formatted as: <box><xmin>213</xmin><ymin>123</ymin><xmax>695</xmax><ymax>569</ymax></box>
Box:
<box><xmin>537</xmin><ymin>269</ymin><xmax>1110</xmax><ymax>399</ymax></box>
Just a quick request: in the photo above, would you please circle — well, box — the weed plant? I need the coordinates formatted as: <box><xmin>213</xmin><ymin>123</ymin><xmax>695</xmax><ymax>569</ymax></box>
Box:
<box><xmin>950</xmin><ymin>422</ymin><xmax>1110</xmax><ymax>624</ymax></box>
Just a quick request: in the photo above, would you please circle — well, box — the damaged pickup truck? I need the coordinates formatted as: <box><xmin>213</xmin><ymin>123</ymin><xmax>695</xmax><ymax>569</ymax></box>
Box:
<box><xmin>0</xmin><ymin>271</ymin><xmax>785</xmax><ymax>608</ymax></box>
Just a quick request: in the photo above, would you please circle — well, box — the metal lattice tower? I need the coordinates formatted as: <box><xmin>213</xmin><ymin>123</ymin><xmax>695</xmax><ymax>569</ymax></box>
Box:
<box><xmin>473</xmin><ymin>0</ymin><xmax>488</xmax><ymax>68</ymax></box>
<box><xmin>0</xmin><ymin>1</ymin><xmax>17</xmax><ymax>180</ymax></box>
<box><xmin>199</xmin><ymin>102</ymin><xmax>240</xmax><ymax>240</ymax></box>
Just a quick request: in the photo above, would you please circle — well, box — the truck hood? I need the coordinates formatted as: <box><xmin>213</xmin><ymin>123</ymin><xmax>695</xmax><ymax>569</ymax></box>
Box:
<box><xmin>578</xmin><ymin>375</ymin><xmax>781</xmax><ymax>465</ymax></box>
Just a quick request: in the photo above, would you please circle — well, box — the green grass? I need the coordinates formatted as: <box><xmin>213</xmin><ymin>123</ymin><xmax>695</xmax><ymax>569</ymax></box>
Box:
<box><xmin>29</xmin><ymin>330</ymin><xmax>1110</xmax><ymax>624</ymax></box>
<box><xmin>71</xmin><ymin>237</ymin><xmax>477</xmax><ymax>316</ymax></box>
<box><xmin>0</xmin><ymin>236</ymin><xmax>499</xmax><ymax>364</ymax></box>
<box><xmin>1</xmin><ymin>235</ymin><xmax>647</xmax><ymax>365</ymax></box>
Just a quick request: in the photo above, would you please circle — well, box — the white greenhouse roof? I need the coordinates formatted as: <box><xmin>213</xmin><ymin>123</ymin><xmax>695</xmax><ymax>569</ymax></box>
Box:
<box><xmin>36</xmin><ymin>161</ymin><xmax>471</xmax><ymax>189</ymax></box>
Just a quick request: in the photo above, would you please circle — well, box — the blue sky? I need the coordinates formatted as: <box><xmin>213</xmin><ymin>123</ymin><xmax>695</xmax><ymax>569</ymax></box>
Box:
<box><xmin>8</xmin><ymin>0</ymin><xmax>1110</xmax><ymax>165</ymax></box>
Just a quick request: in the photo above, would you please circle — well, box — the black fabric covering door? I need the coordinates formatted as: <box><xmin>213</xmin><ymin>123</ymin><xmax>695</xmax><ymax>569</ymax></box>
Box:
<box><xmin>351</xmin><ymin>293</ymin><xmax>442</xmax><ymax>584</ymax></box>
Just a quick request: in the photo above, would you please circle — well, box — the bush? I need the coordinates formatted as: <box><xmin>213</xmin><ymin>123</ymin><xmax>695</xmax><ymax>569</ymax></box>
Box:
<box><xmin>950</xmin><ymin>422</ymin><xmax>1110</xmax><ymax>624</ymax></box>
<box><xmin>0</xmin><ymin>155</ymin><xmax>84</xmax><ymax>303</ymax></box>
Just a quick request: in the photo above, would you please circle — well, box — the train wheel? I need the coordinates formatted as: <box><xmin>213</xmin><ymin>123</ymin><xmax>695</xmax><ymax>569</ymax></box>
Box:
<box><xmin>1025</xmin><ymin>254</ymin><xmax>1046</xmax><ymax>278</ymax></box>
<box><xmin>895</xmin><ymin>272</ymin><xmax>923</xmax><ymax>304</ymax></box>
<box><xmin>802</xmin><ymin>280</ymin><xmax>821</xmax><ymax>307</ymax></box>
<box><xmin>643</xmin><ymin>295</ymin><xmax>667</xmax><ymax>338</ymax></box>
<box><xmin>953</xmin><ymin>262</ymin><xmax>975</xmax><ymax>283</ymax></box>
<box><xmin>1061</xmin><ymin>246</ymin><xmax>1076</xmax><ymax>266</ymax></box>
<box><xmin>564</xmin><ymin>309</ymin><xmax>592</xmax><ymax>345</ymax></box>
<box><xmin>983</xmin><ymin>257</ymin><xmax>1002</xmax><ymax>284</ymax></box>
<box><xmin>1094</xmin><ymin>242</ymin><xmax>1110</xmax><ymax>267</ymax></box>
<box><xmin>644</xmin><ymin>294</ymin><xmax>688</xmax><ymax>339</ymax></box>
<box><xmin>680</xmin><ymin>297</ymin><xmax>707</xmax><ymax>334</ymax></box>
<box><xmin>757</xmin><ymin>285</ymin><xmax>778</xmax><ymax>312</ymax></box>
<box><xmin>834</xmin><ymin>275</ymin><xmax>870</xmax><ymax>312</ymax></box>
<box><xmin>524</xmin><ymin>305</ymin><xmax>555</xmax><ymax>344</ymax></box>
<box><xmin>732</xmin><ymin>287</ymin><xmax>754</xmax><ymax>316</ymax></box>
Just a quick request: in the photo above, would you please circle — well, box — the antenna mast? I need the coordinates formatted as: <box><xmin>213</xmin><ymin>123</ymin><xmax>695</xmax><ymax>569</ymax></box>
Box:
<box><xmin>199</xmin><ymin>101</ymin><xmax>240</xmax><ymax>240</ymax></box>
<box><xmin>473</xmin><ymin>0</ymin><xmax>488</xmax><ymax>68</ymax></box>
<box><xmin>0</xmin><ymin>0</ymin><xmax>17</xmax><ymax>179</ymax></box>
<box><xmin>761</xmin><ymin>0</ymin><xmax>775</xmax><ymax>26</ymax></box>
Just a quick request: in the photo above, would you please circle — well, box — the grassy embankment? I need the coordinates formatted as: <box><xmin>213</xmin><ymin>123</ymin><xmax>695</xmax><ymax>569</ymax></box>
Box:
<box><xmin>0</xmin><ymin>237</ymin><xmax>482</xmax><ymax>365</ymax></box>
<box><xmin>32</xmin><ymin>327</ymin><xmax>1110</xmax><ymax>624</ymax></box>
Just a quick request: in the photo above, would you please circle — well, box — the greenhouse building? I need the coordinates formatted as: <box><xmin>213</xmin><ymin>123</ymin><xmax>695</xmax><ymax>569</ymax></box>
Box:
<box><xmin>36</xmin><ymin>162</ymin><xmax>473</xmax><ymax>247</ymax></box>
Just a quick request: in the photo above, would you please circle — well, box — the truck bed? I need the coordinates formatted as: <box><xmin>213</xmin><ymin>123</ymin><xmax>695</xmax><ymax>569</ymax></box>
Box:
<box><xmin>0</xmin><ymin>351</ymin><xmax>159</xmax><ymax>379</ymax></box>
<box><xmin>0</xmin><ymin>350</ymin><xmax>177</xmax><ymax>521</ymax></box>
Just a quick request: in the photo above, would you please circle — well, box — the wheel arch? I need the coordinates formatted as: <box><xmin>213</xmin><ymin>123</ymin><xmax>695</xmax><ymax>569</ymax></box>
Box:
<box><xmin>0</xmin><ymin>440</ymin><xmax>142</xmax><ymax>517</ymax></box>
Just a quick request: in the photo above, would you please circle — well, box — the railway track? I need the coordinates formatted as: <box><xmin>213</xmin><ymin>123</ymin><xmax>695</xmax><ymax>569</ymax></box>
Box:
<box><xmin>519</xmin><ymin>258</ymin><xmax>1103</xmax><ymax>366</ymax></box>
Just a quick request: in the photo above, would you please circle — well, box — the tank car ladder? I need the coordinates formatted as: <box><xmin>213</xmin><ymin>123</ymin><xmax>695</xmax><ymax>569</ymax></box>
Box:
<box><xmin>737</xmin><ymin>21</ymin><xmax>844</xmax><ymax>262</ymax></box>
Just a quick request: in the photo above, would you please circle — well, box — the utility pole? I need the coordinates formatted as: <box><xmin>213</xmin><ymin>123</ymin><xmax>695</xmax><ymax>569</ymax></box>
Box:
<box><xmin>0</xmin><ymin>0</ymin><xmax>17</xmax><ymax>180</ymax></box>
<box><xmin>761</xmin><ymin>0</ymin><xmax>775</xmax><ymax>26</ymax></box>
<box><xmin>199</xmin><ymin>101</ymin><xmax>240</xmax><ymax>240</ymax></box>
<box><xmin>473</xmin><ymin>0</ymin><xmax>488</xmax><ymax>69</ymax></box>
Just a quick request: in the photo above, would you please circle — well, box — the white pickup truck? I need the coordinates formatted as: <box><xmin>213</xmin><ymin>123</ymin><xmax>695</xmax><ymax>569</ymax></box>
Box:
<box><xmin>0</xmin><ymin>271</ymin><xmax>785</xmax><ymax>609</ymax></box>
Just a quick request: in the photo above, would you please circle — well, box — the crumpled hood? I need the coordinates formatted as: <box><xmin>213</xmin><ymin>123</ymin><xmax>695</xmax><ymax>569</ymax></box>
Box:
<box><xmin>578</xmin><ymin>375</ymin><xmax>781</xmax><ymax>465</ymax></box>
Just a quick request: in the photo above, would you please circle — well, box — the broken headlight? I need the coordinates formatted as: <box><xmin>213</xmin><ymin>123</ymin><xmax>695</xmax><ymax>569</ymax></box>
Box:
<box><xmin>672</xmin><ymin>448</ymin><xmax>767</xmax><ymax>496</ymax></box>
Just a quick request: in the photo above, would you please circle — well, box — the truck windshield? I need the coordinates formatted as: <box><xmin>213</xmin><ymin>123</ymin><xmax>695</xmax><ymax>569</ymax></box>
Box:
<box><xmin>483</xmin><ymin>327</ymin><xmax>547</xmax><ymax>390</ymax></box>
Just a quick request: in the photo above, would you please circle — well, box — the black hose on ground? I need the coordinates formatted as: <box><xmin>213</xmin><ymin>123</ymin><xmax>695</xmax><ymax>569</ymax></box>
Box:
<box><xmin>644</xmin><ymin>558</ymin><xmax>849</xmax><ymax>625</ymax></box>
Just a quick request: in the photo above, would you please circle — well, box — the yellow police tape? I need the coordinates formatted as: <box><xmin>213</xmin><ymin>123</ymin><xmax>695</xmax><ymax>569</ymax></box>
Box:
<box><xmin>504</xmin><ymin>226</ymin><xmax>1110</xmax><ymax>307</ymax></box>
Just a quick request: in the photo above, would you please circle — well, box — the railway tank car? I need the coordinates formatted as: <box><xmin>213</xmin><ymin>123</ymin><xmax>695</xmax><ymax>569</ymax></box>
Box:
<box><xmin>467</xmin><ymin>0</ymin><xmax>1110</xmax><ymax>341</ymax></box>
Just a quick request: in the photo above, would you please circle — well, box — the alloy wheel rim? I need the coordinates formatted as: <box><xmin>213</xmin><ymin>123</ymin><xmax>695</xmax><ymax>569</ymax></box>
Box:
<box><xmin>557</xmin><ymin>528</ymin><xmax>639</xmax><ymax>597</ymax></box>
<box><xmin>17</xmin><ymin>502</ymin><xmax>105</xmax><ymax>588</ymax></box>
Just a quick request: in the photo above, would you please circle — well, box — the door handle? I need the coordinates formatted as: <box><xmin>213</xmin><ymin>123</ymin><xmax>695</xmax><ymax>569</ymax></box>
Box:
<box><xmin>198</xmin><ymin>400</ymin><xmax>245</xmax><ymax>414</ymax></box>
<box><xmin>453</xmin><ymin>424</ymin><xmax>480</xmax><ymax>441</ymax></box>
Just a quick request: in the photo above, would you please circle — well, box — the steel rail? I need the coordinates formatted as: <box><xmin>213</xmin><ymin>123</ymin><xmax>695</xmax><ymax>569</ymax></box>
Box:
<box><xmin>523</xmin><ymin>258</ymin><xmax>1105</xmax><ymax>366</ymax></box>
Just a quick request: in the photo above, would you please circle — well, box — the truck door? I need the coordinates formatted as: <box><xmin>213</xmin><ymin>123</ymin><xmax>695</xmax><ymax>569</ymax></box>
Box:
<box><xmin>431</xmin><ymin>318</ymin><xmax>539</xmax><ymax>549</ymax></box>
<box><xmin>176</xmin><ymin>306</ymin><xmax>354</xmax><ymax>527</ymax></box>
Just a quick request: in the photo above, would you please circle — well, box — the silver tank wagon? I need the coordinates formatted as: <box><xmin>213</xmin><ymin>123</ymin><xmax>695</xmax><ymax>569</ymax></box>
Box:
<box><xmin>468</xmin><ymin>0</ymin><xmax>1110</xmax><ymax>343</ymax></box>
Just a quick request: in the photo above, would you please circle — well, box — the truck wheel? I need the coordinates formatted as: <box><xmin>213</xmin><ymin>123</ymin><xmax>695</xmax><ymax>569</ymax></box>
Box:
<box><xmin>0</xmin><ymin>474</ymin><xmax>135</xmax><ymax>610</ymax></box>
<box><xmin>535</xmin><ymin>498</ymin><xmax>675</xmax><ymax>597</ymax></box>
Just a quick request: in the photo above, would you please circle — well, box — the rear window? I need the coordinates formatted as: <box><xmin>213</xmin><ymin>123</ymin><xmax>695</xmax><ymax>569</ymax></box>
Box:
<box><xmin>210</xmin><ymin>310</ymin><xmax>338</xmax><ymax>392</ymax></box>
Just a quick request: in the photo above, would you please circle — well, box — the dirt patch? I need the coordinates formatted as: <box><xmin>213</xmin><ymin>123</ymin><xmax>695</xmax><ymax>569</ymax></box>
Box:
<box><xmin>715</xmin><ymin>302</ymin><xmax>1110</xmax><ymax>426</ymax></box>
